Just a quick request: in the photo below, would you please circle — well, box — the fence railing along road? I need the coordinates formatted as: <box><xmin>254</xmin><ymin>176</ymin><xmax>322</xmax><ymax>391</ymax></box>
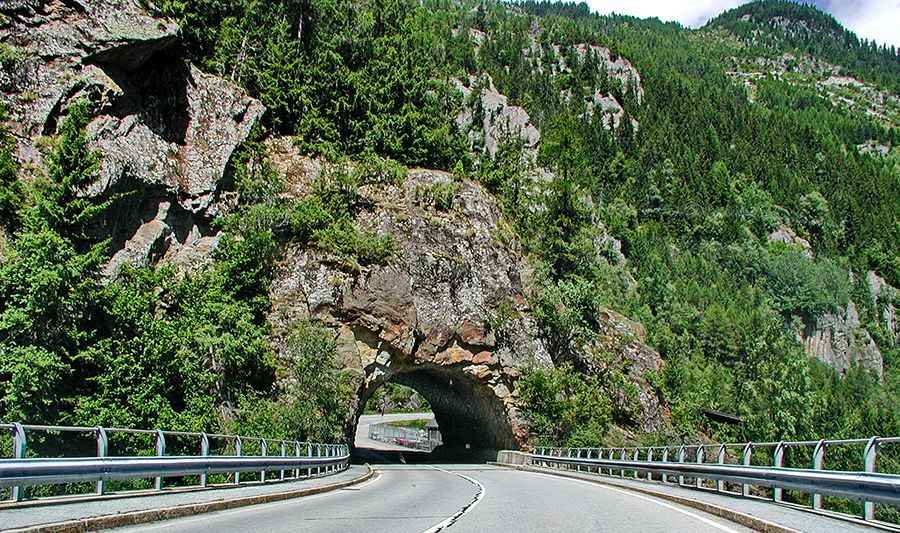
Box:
<box><xmin>499</xmin><ymin>435</ymin><xmax>900</xmax><ymax>528</ymax></box>
<box><xmin>368</xmin><ymin>422</ymin><xmax>442</xmax><ymax>451</ymax></box>
<box><xmin>0</xmin><ymin>422</ymin><xmax>349</xmax><ymax>504</ymax></box>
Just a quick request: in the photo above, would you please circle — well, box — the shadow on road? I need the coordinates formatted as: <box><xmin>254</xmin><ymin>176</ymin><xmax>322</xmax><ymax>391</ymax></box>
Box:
<box><xmin>351</xmin><ymin>446</ymin><xmax>496</xmax><ymax>465</ymax></box>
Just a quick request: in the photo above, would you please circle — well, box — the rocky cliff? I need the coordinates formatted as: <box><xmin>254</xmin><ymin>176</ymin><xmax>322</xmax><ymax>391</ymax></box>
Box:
<box><xmin>2</xmin><ymin>0</ymin><xmax>263</xmax><ymax>275</ymax></box>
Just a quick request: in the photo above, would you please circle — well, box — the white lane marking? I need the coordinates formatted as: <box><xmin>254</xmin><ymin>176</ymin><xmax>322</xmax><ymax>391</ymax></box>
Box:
<box><xmin>121</xmin><ymin>473</ymin><xmax>382</xmax><ymax>532</ymax></box>
<box><xmin>420</xmin><ymin>465</ymin><xmax>487</xmax><ymax>533</ymax></box>
<box><xmin>521</xmin><ymin>470</ymin><xmax>744</xmax><ymax>533</ymax></box>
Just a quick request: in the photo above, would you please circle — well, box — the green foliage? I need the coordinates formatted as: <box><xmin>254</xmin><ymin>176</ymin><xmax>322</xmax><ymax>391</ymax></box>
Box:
<box><xmin>33</xmin><ymin>102</ymin><xmax>108</xmax><ymax>246</ymax></box>
<box><xmin>0</xmin><ymin>103</ymin><xmax>280</xmax><ymax>434</ymax></box>
<box><xmin>157</xmin><ymin>0</ymin><xmax>468</xmax><ymax>168</ymax></box>
<box><xmin>313</xmin><ymin>220</ymin><xmax>395</xmax><ymax>267</ymax></box>
<box><xmin>762</xmin><ymin>248</ymin><xmax>850</xmax><ymax>317</ymax></box>
<box><xmin>414</xmin><ymin>180</ymin><xmax>459</xmax><ymax>211</ymax></box>
<box><xmin>518</xmin><ymin>363</ymin><xmax>614</xmax><ymax>447</ymax></box>
<box><xmin>231</xmin><ymin>321</ymin><xmax>354</xmax><ymax>442</ymax></box>
<box><xmin>0</xmin><ymin>43</ymin><xmax>23</xmax><ymax>71</ymax></box>
<box><xmin>0</xmin><ymin>104</ymin><xmax>22</xmax><ymax>229</ymax></box>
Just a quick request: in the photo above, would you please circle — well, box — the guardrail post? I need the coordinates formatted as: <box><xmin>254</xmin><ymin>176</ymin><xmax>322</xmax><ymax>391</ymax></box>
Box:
<box><xmin>235</xmin><ymin>437</ymin><xmax>242</xmax><ymax>484</ymax></box>
<box><xmin>307</xmin><ymin>443</ymin><xmax>313</xmax><ymax>477</ymax></box>
<box><xmin>633</xmin><ymin>448</ymin><xmax>640</xmax><ymax>479</ymax></box>
<box><xmin>677</xmin><ymin>446</ymin><xmax>685</xmax><ymax>486</ymax></box>
<box><xmin>154</xmin><ymin>430</ymin><xmax>166</xmax><ymax>491</ymax></box>
<box><xmin>280</xmin><ymin>441</ymin><xmax>286</xmax><ymax>481</ymax></box>
<box><xmin>620</xmin><ymin>448</ymin><xmax>626</xmax><ymax>478</ymax></box>
<box><xmin>661</xmin><ymin>448</ymin><xmax>669</xmax><ymax>483</ymax></box>
<box><xmin>317</xmin><ymin>444</ymin><xmax>323</xmax><ymax>476</ymax></box>
<box><xmin>741</xmin><ymin>442</ymin><xmax>753</xmax><ymax>497</ymax></box>
<box><xmin>812</xmin><ymin>439</ymin><xmax>825</xmax><ymax>510</ymax></box>
<box><xmin>695</xmin><ymin>446</ymin><xmax>704</xmax><ymax>488</ymax></box>
<box><xmin>294</xmin><ymin>442</ymin><xmax>301</xmax><ymax>478</ymax></box>
<box><xmin>864</xmin><ymin>437</ymin><xmax>877</xmax><ymax>521</ymax></box>
<box><xmin>200</xmin><ymin>433</ymin><xmax>209</xmax><ymax>488</ymax></box>
<box><xmin>12</xmin><ymin>422</ymin><xmax>27</xmax><ymax>502</ymax></box>
<box><xmin>95</xmin><ymin>427</ymin><xmax>108</xmax><ymax>495</ymax></box>
<box><xmin>773</xmin><ymin>441</ymin><xmax>785</xmax><ymax>502</ymax></box>
<box><xmin>260</xmin><ymin>439</ymin><xmax>267</xmax><ymax>483</ymax></box>
<box><xmin>716</xmin><ymin>445</ymin><xmax>726</xmax><ymax>492</ymax></box>
<box><xmin>646</xmin><ymin>448</ymin><xmax>654</xmax><ymax>481</ymax></box>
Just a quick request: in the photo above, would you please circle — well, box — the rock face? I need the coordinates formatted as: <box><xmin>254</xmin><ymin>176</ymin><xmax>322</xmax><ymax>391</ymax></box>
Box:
<box><xmin>569</xmin><ymin>309</ymin><xmax>665</xmax><ymax>433</ymax></box>
<box><xmin>2</xmin><ymin>0</ymin><xmax>263</xmax><ymax>274</ymax></box>
<box><xmin>768</xmin><ymin>225</ymin><xmax>813</xmax><ymax>258</ymax></box>
<box><xmin>268</xmin><ymin>142</ymin><xmax>665</xmax><ymax>449</ymax></box>
<box><xmin>868</xmin><ymin>271</ymin><xmax>899</xmax><ymax>343</ymax></box>
<box><xmin>799</xmin><ymin>301</ymin><xmax>883</xmax><ymax>378</ymax></box>
<box><xmin>453</xmin><ymin>75</ymin><xmax>541</xmax><ymax>158</ymax></box>
<box><xmin>269</xmin><ymin>152</ymin><xmax>551</xmax><ymax>449</ymax></box>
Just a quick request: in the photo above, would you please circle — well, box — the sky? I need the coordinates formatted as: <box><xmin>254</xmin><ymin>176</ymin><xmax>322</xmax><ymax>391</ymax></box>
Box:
<box><xmin>583</xmin><ymin>0</ymin><xmax>900</xmax><ymax>47</ymax></box>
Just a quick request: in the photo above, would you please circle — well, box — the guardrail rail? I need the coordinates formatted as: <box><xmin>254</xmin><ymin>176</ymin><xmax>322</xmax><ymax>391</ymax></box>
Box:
<box><xmin>0</xmin><ymin>422</ymin><xmax>349</xmax><ymax>504</ymax></box>
<box><xmin>368</xmin><ymin>422</ymin><xmax>442</xmax><ymax>451</ymax></box>
<box><xmin>499</xmin><ymin>436</ymin><xmax>900</xmax><ymax>528</ymax></box>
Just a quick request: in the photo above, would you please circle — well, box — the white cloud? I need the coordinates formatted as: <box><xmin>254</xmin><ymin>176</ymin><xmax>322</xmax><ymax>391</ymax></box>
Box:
<box><xmin>583</xmin><ymin>0</ymin><xmax>900</xmax><ymax>47</ymax></box>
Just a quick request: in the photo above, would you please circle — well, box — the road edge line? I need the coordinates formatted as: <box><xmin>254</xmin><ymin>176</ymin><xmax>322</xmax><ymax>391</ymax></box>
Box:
<box><xmin>6</xmin><ymin>465</ymin><xmax>375</xmax><ymax>533</ymax></box>
<box><xmin>420</xmin><ymin>465</ymin><xmax>486</xmax><ymax>533</ymax></box>
<box><xmin>491</xmin><ymin>463</ymin><xmax>799</xmax><ymax>533</ymax></box>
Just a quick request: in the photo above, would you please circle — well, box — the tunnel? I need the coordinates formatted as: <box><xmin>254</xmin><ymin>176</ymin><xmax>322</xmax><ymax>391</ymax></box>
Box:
<box><xmin>351</xmin><ymin>362</ymin><xmax>519</xmax><ymax>458</ymax></box>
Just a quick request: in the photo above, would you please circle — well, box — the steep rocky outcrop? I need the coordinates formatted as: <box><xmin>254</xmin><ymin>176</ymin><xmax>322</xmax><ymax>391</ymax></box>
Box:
<box><xmin>868</xmin><ymin>271</ymin><xmax>899</xmax><ymax>343</ymax></box>
<box><xmin>799</xmin><ymin>301</ymin><xmax>883</xmax><ymax>377</ymax></box>
<box><xmin>453</xmin><ymin>75</ymin><xmax>541</xmax><ymax>158</ymax></box>
<box><xmin>267</xmin><ymin>142</ymin><xmax>664</xmax><ymax>448</ymax></box>
<box><xmin>2</xmin><ymin>0</ymin><xmax>263</xmax><ymax>274</ymax></box>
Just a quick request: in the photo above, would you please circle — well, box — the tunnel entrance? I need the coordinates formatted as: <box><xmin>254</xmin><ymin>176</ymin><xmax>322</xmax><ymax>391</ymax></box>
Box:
<box><xmin>350</xmin><ymin>362</ymin><xmax>519</xmax><ymax>461</ymax></box>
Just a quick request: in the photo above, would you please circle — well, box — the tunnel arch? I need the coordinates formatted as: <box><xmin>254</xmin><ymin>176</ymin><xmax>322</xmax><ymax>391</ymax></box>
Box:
<box><xmin>352</xmin><ymin>361</ymin><xmax>519</xmax><ymax>453</ymax></box>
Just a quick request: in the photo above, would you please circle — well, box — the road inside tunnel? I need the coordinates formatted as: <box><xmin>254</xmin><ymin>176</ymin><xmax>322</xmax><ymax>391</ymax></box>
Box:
<box><xmin>351</xmin><ymin>364</ymin><xmax>519</xmax><ymax>463</ymax></box>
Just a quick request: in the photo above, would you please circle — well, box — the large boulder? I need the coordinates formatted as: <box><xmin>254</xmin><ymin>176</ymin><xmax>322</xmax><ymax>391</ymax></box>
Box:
<box><xmin>2</xmin><ymin>0</ymin><xmax>264</xmax><ymax>274</ymax></box>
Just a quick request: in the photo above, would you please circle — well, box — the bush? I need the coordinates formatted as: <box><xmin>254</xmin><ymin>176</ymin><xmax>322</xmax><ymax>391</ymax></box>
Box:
<box><xmin>230</xmin><ymin>321</ymin><xmax>354</xmax><ymax>442</ymax></box>
<box><xmin>415</xmin><ymin>181</ymin><xmax>460</xmax><ymax>211</ymax></box>
<box><xmin>763</xmin><ymin>248</ymin><xmax>850</xmax><ymax>317</ymax></box>
<box><xmin>518</xmin><ymin>363</ymin><xmax>614</xmax><ymax>447</ymax></box>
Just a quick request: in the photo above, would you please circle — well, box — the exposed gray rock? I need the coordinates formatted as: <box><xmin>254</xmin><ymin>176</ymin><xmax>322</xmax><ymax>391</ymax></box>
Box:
<box><xmin>270</xmin><ymin>162</ymin><xmax>551</xmax><ymax>449</ymax></box>
<box><xmin>3</xmin><ymin>0</ymin><xmax>263</xmax><ymax>273</ymax></box>
<box><xmin>799</xmin><ymin>301</ymin><xmax>883</xmax><ymax>378</ymax></box>
<box><xmin>568</xmin><ymin>308</ymin><xmax>665</xmax><ymax>434</ymax></box>
<box><xmin>768</xmin><ymin>225</ymin><xmax>813</xmax><ymax>258</ymax></box>
<box><xmin>868</xmin><ymin>271</ymin><xmax>898</xmax><ymax>343</ymax></box>
<box><xmin>453</xmin><ymin>75</ymin><xmax>540</xmax><ymax>158</ymax></box>
<box><xmin>268</xmin><ymin>148</ymin><xmax>665</xmax><ymax>448</ymax></box>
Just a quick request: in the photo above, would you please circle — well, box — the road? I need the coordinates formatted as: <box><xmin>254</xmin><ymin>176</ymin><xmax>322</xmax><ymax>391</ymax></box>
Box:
<box><xmin>112</xmin><ymin>465</ymin><xmax>757</xmax><ymax>533</ymax></box>
<box><xmin>354</xmin><ymin>412</ymin><xmax>435</xmax><ymax>451</ymax></box>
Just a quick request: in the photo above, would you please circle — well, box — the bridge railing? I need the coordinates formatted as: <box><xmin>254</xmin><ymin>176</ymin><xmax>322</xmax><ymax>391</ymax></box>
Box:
<box><xmin>499</xmin><ymin>436</ymin><xmax>900</xmax><ymax>527</ymax></box>
<box><xmin>0</xmin><ymin>422</ymin><xmax>349</xmax><ymax>504</ymax></box>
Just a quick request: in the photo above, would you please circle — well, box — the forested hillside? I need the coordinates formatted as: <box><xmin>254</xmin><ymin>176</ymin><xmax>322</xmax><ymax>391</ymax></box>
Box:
<box><xmin>1</xmin><ymin>0</ymin><xmax>898</xmax><ymax>470</ymax></box>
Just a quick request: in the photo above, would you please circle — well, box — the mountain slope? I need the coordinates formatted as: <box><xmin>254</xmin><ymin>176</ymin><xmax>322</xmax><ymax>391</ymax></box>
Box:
<box><xmin>0</xmin><ymin>0</ymin><xmax>898</xmax><ymax>486</ymax></box>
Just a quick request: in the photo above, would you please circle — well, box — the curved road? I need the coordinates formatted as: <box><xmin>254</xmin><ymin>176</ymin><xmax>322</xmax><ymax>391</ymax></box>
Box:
<box><xmin>113</xmin><ymin>465</ymin><xmax>754</xmax><ymax>533</ymax></box>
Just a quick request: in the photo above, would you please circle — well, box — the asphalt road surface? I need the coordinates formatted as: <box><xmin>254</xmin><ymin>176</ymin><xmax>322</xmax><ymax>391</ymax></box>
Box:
<box><xmin>112</xmin><ymin>465</ymin><xmax>756</xmax><ymax>533</ymax></box>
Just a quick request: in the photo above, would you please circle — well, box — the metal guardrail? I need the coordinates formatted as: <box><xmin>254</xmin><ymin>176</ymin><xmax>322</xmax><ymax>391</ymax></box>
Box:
<box><xmin>499</xmin><ymin>437</ymin><xmax>900</xmax><ymax>527</ymax></box>
<box><xmin>368</xmin><ymin>422</ymin><xmax>442</xmax><ymax>451</ymax></box>
<box><xmin>0</xmin><ymin>422</ymin><xmax>349</xmax><ymax>504</ymax></box>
